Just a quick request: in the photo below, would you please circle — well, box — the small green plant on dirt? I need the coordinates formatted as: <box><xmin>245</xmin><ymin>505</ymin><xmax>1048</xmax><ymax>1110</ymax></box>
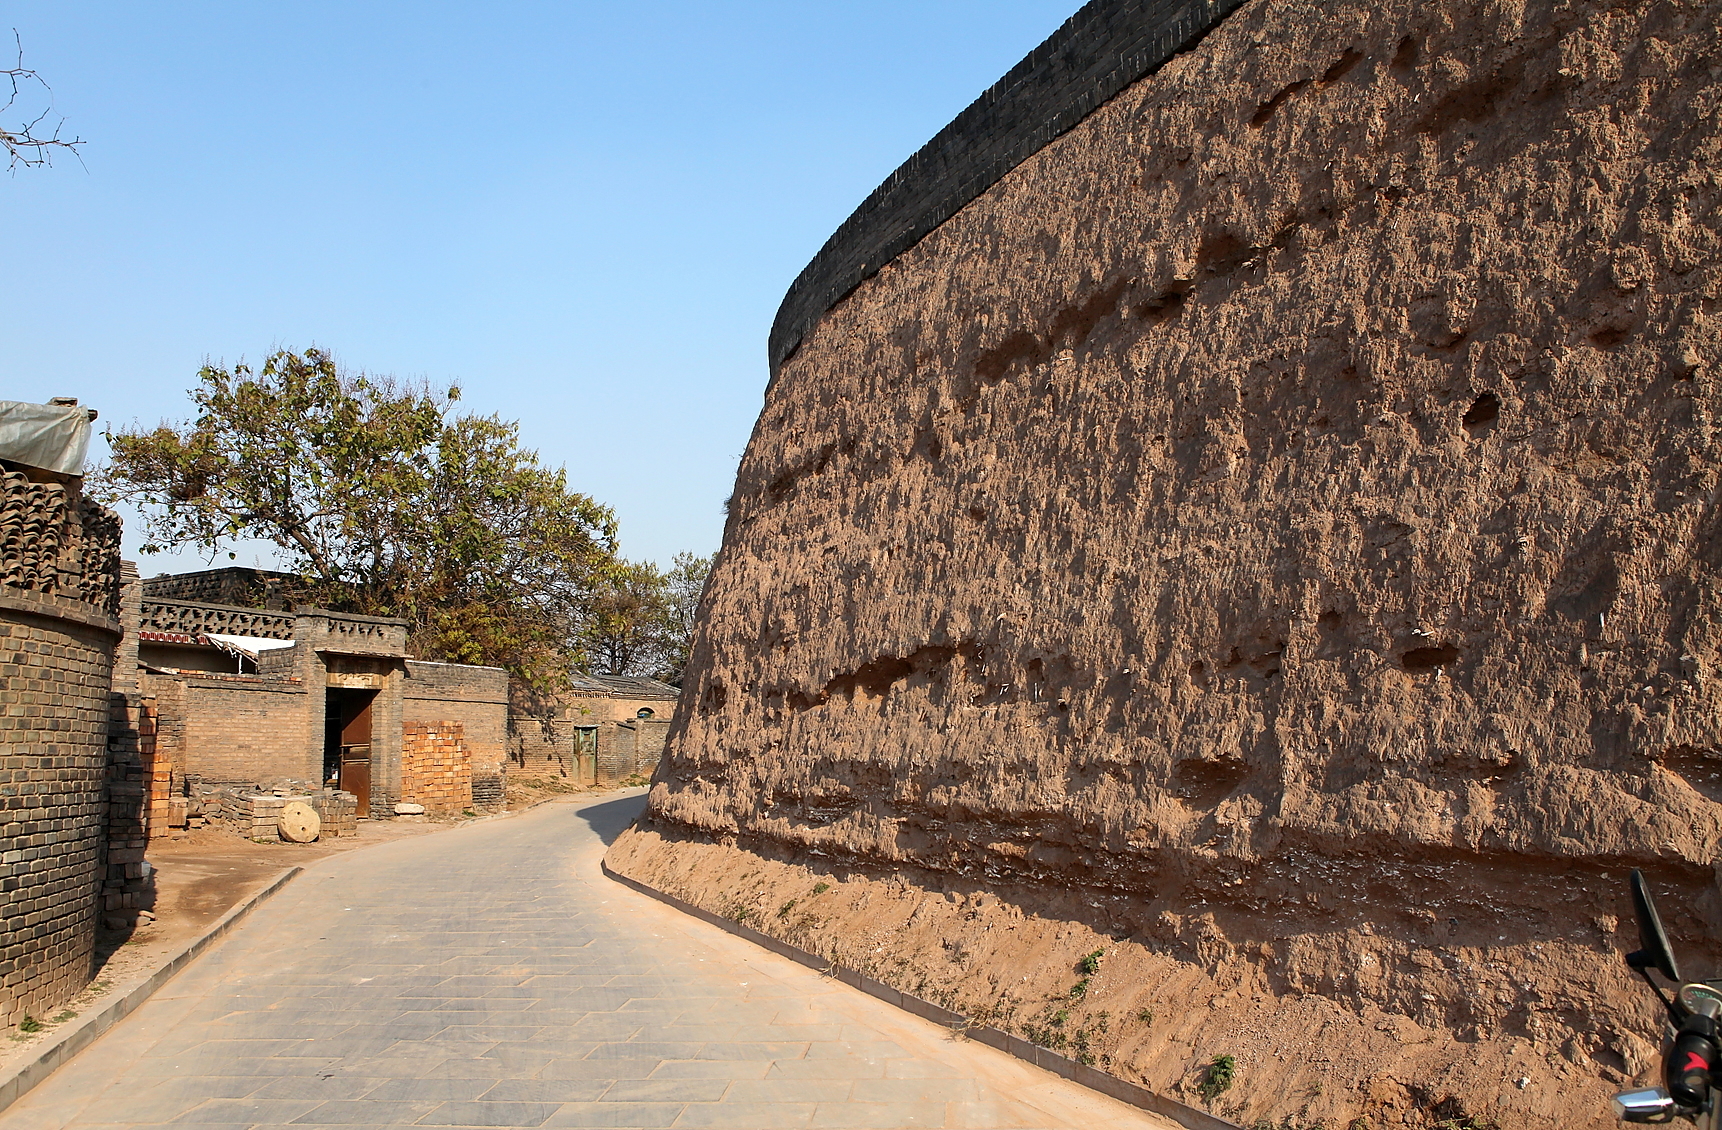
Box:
<box><xmin>1024</xmin><ymin>1026</ymin><xmax>1068</xmax><ymax>1051</ymax></box>
<box><xmin>1094</xmin><ymin>1010</ymin><xmax>1110</xmax><ymax>1034</ymax></box>
<box><xmin>1306</xmin><ymin>1081</ymin><xmax>1325</xmax><ymax>1098</ymax></box>
<box><xmin>1347</xmin><ymin>1119</ymin><xmax>1370</xmax><ymax>1130</ymax></box>
<box><xmin>18</xmin><ymin>1016</ymin><xmax>42</xmax><ymax>1034</ymax></box>
<box><xmin>812</xmin><ymin>882</ymin><xmax>831</xmax><ymax>895</ymax></box>
<box><xmin>1136</xmin><ymin>1007</ymin><xmax>1155</xmax><ymax>1025</ymax></box>
<box><xmin>776</xmin><ymin>899</ymin><xmax>799</xmax><ymax>918</ymax></box>
<box><xmin>1199</xmin><ymin>1054</ymin><xmax>1237</xmax><ymax>1104</ymax></box>
<box><xmin>1072</xmin><ymin>1028</ymin><xmax>1097</xmax><ymax>1066</ymax></box>
<box><xmin>1022</xmin><ymin>1016</ymin><xmax>1069</xmax><ymax>1051</ymax></box>
<box><xmin>462</xmin><ymin>809</ymin><xmax>476</xmax><ymax>818</ymax></box>
<box><xmin>51</xmin><ymin>1011</ymin><xmax>76</xmax><ymax>1024</ymax></box>
<box><xmin>1078</xmin><ymin>949</ymin><xmax>1104</xmax><ymax>975</ymax></box>
<box><xmin>1069</xmin><ymin>977</ymin><xmax>1091</xmax><ymax>999</ymax></box>
<box><xmin>620</xmin><ymin>772</ymin><xmax>650</xmax><ymax>787</ymax></box>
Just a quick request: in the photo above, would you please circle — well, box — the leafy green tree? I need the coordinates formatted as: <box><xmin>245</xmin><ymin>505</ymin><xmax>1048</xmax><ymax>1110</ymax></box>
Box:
<box><xmin>97</xmin><ymin>347</ymin><xmax>619</xmax><ymax>685</ymax></box>
<box><xmin>657</xmin><ymin>551</ymin><xmax>711</xmax><ymax>685</ymax></box>
<box><xmin>582</xmin><ymin>559</ymin><xmax>670</xmax><ymax>678</ymax></box>
<box><xmin>580</xmin><ymin>552</ymin><xmax>711</xmax><ymax>684</ymax></box>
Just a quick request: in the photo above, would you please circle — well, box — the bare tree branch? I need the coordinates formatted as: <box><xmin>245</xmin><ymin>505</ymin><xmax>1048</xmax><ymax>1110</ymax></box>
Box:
<box><xmin>1</xmin><ymin>30</ymin><xmax>83</xmax><ymax>172</ymax></box>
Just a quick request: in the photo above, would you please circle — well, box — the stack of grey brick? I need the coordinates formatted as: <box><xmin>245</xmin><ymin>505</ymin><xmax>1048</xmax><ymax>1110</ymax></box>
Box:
<box><xmin>310</xmin><ymin>788</ymin><xmax>358</xmax><ymax>837</ymax></box>
<box><xmin>230</xmin><ymin>794</ymin><xmax>307</xmax><ymax>841</ymax></box>
<box><xmin>228</xmin><ymin>789</ymin><xmax>357</xmax><ymax>841</ymax></box>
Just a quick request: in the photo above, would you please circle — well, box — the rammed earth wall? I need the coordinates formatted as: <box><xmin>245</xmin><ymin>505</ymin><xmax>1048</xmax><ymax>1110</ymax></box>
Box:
<box><xmin>768</xmin><ymin>0</ymin><xmax>1249</xmax><ymax>377</ymax></box>
<box><xmin>611</xmin><ymin>0</ymin><xmax>1722</xmax><ymax>1125</ymax></box>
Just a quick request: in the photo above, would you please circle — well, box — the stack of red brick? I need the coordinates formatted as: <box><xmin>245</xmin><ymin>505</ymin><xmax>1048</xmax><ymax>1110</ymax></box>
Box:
<box><xmin>401</xmin><ymin>721</ymin><xmax>473</xmax><ymax>815</ymax></box>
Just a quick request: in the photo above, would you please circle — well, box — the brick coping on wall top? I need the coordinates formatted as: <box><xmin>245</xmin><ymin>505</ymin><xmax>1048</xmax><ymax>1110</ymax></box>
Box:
<box><xmin>0</xmin><ymin>588</ymin><xmax>122</xmax><ymax>637</ymax></box>
<box><xmin>767</xmin><ymin>0</ymin><xmax>1250</xmax><ymax>385</ymax></box>
<box><xmin>405</xmin><ymin>659</ymin><xmax>509</xmax><ymax>673</ymax></box>
<box><xmin>169</xmin><ymin>672</ymin><xmax>306</xmax><ymax>688</ymax></box>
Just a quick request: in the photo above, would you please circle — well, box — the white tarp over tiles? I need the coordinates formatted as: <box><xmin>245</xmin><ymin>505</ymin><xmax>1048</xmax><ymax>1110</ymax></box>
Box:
<box><xmin>0</xmin><ymin>400</ymin><xmax>95</xmax><ymax>476</ymax></box>
<box><xmin>205</xmin><ymin>633</ymin><xmax>296</xmax><ymax>672</ymax></box>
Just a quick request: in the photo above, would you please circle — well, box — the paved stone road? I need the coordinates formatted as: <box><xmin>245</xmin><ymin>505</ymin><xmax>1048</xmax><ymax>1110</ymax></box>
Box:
<box><xmin>1</xmin><ymin>793</ymin><xmax>1171</xmax><ymax>1130</ymax></box>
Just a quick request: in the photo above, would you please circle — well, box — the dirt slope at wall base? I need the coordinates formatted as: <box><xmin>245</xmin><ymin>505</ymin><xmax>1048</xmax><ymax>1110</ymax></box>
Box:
<box><xmin>611</xmin><ymin>0</ymin><xmax>1722</xmax><ymax>1125</ymax></box>
<box><xmin>610</xmin><ymin>821</ymin><xmax>1654</xmax><ymax>1128</ymax></box>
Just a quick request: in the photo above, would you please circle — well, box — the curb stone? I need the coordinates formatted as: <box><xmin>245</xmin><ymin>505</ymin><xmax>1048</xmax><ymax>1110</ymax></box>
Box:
<box><xmin>601</xmin><ymin>859</ymin><xmax>1240</xmax><ymax>1130</ymax></box>
<box><xmin>0</xmin><ymin>865</ymin><xmax>303</xmax><ymax>1118</ymax></box>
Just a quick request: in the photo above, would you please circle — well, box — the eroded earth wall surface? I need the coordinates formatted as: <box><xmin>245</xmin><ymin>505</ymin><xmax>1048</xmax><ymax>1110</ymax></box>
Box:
<box><xmin>609</xmin><ymin>0</ymin><xmax>1722</xmax><ymax>1125</ymax></box>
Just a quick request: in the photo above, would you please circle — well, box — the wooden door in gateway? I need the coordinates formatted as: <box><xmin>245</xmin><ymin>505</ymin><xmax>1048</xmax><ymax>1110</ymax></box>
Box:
<box><xmin>329</xmin><ymin>689</ymin><xmax>376</xmax><ymax>817</ymax></box>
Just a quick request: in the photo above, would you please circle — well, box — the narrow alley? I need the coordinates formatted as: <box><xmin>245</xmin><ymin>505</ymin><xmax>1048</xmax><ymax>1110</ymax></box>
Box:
<box><xmin>0</xmin><ymin>794</ymin><xmax>1170</xmax><ymax>1130</ymax></box>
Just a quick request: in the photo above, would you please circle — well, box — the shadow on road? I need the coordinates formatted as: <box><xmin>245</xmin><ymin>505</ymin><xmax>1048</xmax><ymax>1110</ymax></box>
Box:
<box><xmin>578</xmin><ymin>792</ymin><xmax>649</xmax><ymax>847</ymax></box>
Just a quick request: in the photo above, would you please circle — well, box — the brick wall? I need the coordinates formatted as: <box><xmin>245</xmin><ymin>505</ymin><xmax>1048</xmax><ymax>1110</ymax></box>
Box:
<box><xmin>0</xmin><ymin>595</ymin><xmax>120</xmax><ymax>1027</ymax></box>
<box><xmin>403</xmin><ymin>660</ymin><xmax>506</xmax><ymax>808</ymax></box>
<box><xmin>510</xmin><ymin>681</ymin><xmax>677</xmax><ymax>786</ymax></box>
<box><xmin>112</xmin><ymin>563</ymin><xmax>140</xmax><ymax>695</ymax></box>
<box><xmin>513</xmin><ymin>715</ymin><xmax>581</xmax><ymax>779</ymax></box>
<box><xmin>139</xmin><ymin>567</ymin><xmax>305</xmax><ymax>610</ymax></box>
<box><xmin>150</xmin><ymin>673</ymin><xmax>313</xmax><ymax>788</ymax></box>
<box><xmin>597</xmin><ymin>718</ymin><xmax>671</xmax><ymax>786</ymax></box>
<box><xmin>229</xmin><ymin>790</ymin><xmax>357</xmax><ymax>841</ymax></box>
<box><xmin>401</xmin><ymin>722</ymin><xmax>473</xmax><ymax>814</ymax></box>
<box><xmin>767</xmin><ymin>0</ymin><xmax>1248</xmax><ymax>380</ymax></box>
<box><xmin>138</xmin><ymin>599</ymin><xmax>294</xmax><ymax>641</ymax></box>
<box><xmin>0</xmin><ymin>471</ymin><xmax>122</xmax><ymax>1027</ymax></box>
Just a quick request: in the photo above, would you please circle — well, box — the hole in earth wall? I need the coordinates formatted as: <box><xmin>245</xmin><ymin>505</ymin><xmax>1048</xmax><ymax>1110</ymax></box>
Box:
<box><xmin>1322</xmin><ymin>48</ymin><xmax>1363</xmax><ymax>85</ymax></box>
<box><xmin>1402</xmin><ymin>644</ymin><xmax>1460</xmax><ymax>670</ymax></box>
<box><xmin>1462</xmin><ymin>392</ymin><xmax>1500</xmax><ymax>434</ymax></box>
<box><xmin>1251</xmin><ymin>79</ymin><xmax>1309</xmax><ymax>127</ymax></box>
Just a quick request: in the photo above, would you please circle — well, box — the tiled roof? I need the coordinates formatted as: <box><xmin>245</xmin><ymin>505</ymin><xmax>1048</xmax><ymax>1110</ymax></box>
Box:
<box><xmin>567</xmin><ymin>672</ymin><xmax>680</xmax><ymax>698</ymax></box>
<box><xmin>137</xmin><ymin>630</ymin><xmax>202</xmax><ymax>645</ymax></box>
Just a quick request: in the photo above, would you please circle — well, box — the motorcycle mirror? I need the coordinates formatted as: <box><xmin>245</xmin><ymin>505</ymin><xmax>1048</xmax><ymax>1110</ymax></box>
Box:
<box><xmin>1613</xmin><ymin>1087</ymin><xmax>1676</xmax><ymax>1123</ymax></box>
<box><xmin>1629</xmin><ymin>869</ymin><xmax>1683</xmax><ymax>984</ymax></box>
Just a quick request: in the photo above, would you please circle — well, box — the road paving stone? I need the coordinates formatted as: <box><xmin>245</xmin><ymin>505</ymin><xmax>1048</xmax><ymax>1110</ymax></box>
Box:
<box><xmin>0</xmin><ymin>794</ymin><xmax>1173</xmax><ymax>1130</ymax></box>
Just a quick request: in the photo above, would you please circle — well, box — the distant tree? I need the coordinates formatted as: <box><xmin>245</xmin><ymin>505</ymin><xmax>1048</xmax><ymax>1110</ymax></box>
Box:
<box><xmin>582</xmin><ymin>560</ymin><xmax>669</xmax><ymax>678</ymax></box>
<box><xmin>96</xmin><ymin>348</ymin><xmax>619</xmax><ymax>686</ymax></box>
<box><xmin>657</xmin><ymin>552</ymin><xmax>711</xmax><ymax>686</ymax></box>
<box><xmin>2</xmin><ymin>32</ymin><xmax>83</xmax><ymax>170</ymax></box>
<box><xmin>581</xmin><ymin>551</ymin><xmax>710</xmax><ymax>685</ymax></box>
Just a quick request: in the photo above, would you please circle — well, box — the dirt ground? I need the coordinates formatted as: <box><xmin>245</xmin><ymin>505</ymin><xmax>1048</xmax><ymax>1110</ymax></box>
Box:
<box><xmin>610</xmin><ymin>823</ymin><xmax>1658</xmax><ymax>1130</ymax></box>
<box><xmin>505</xmin><ymin>774</ymin><xmax>647</xmax><ymax>811</ymax></box>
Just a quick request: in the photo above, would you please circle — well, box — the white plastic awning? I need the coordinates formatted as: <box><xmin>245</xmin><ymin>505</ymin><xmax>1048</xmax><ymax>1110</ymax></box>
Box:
<box><xmin>204</xmin><ymin>633</ymin><xmax>297</xmax><ymax>662</ymax></box>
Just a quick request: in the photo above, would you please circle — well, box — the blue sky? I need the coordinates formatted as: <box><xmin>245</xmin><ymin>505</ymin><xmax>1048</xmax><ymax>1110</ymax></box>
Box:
<box><xmin>0</xmin><ymin>1</ymin><xmax>1077</xmax><ymax>574</ymax></box>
